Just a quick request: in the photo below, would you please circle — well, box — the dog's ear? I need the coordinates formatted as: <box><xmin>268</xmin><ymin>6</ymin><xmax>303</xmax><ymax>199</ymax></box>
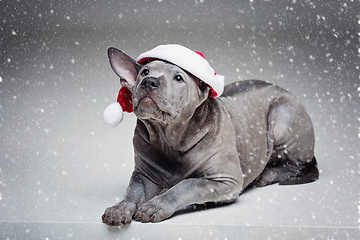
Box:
<box><xmin>196</xmin><ymin>78</ymin><xmax>211</xmax><ymax>101</ymax></box>
<box><xmin>108</xmin><ymin>47</ymin><xmax>142</xmax><ymax>90</ymax></box>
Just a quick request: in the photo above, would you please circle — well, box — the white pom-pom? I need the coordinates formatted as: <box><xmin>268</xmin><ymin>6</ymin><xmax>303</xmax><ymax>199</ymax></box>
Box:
<box><xmin>103</xmin><ymin>102</ymin><xmax>124</xmax><ymax>127</ymax></box>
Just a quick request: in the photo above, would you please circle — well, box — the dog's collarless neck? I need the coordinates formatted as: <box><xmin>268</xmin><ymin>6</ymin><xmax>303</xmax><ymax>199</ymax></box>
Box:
<box><xmin>137</xmin><ymin>99</ymin><xmax>218</xmax><ymax>152</ymax></box>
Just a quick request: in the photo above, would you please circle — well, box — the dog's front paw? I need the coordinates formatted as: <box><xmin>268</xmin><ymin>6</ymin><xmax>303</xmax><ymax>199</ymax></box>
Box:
<box><xmin>102</xmin><ymin>201</ymin><xmax>136</xmax><ymax>226</ymax></box>
<box><xmin>134</xmin><ymin>196</ymin><xmax>175</xmax><ymax>223</ymax></box>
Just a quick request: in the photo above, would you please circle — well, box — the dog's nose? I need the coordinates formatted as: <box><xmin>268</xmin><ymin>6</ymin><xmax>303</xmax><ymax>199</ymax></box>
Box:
<box><xmin>141</xmin><ymin>77</ymin><xmax>160</xmax><ymax>91</ymax></box>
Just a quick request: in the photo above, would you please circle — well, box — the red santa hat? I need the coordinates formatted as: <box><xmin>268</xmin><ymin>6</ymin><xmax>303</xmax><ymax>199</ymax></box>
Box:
<box><xmin>136</xmin><ymin>44</ymin><xmax>224</xmax><ymax>97</ymax></box>
<box><xmin>104</xmin><ymin>44</ymin><xmax>225</xmax><ymax>126</ymax></box>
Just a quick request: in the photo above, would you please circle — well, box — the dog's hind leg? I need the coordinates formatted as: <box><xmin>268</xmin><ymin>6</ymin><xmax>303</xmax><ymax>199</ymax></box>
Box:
<box><xmin>251</xmin><ymin>96</ymin><xmax>319</xmax><ymax>187</ymax></box>
<box><xmin>277</xmin><ymin>156</ymin><xmax>319</xmax><ymax>185</ymax></box>
<box><xmin>252</xmin><ymin>156</ymin><xmax>319</xmax><ymax>187</ymax></box>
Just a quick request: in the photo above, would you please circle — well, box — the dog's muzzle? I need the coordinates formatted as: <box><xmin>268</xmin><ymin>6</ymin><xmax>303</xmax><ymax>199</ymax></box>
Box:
<box><xmin>141</xmin><ymin>77</ymin><xmax>160</xmax><ymax>92</ymax></box>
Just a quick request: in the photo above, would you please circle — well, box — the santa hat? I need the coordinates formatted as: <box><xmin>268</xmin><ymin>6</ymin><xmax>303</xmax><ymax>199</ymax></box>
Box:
<box><xmin>104</xmin><ymin>44</ymin><xmax>225</xmax><ymax>126</ymax></box>
<box><xmin>136</xmin><ymin>44</ymin><xmax>224</xmax><ymax>97</ymax></box>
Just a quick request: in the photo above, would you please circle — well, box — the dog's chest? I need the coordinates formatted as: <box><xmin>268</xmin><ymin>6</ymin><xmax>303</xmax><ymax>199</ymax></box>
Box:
<box><xmin>145</xmin><ymin>147</ymin><xmax>197</xmax><ymax>188</ymax></box>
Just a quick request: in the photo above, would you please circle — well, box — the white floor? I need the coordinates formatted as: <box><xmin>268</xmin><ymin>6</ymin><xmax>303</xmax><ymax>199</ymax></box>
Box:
<box><xmin>1</xmin><ymin>1</ymin><xmax>359</xmax><ymax>239</ymax></box>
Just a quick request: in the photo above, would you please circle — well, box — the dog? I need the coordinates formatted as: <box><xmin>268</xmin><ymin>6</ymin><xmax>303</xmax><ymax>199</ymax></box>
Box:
<box><xmin>101</xmin><ymin>44</ymin><xmax>319</xmax><ymax>225</ymax></box>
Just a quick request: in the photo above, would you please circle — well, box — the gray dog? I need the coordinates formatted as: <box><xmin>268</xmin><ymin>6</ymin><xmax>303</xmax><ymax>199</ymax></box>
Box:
<box><xmin>102</xmin><ymin>44</ymin><xmax>319</xmax><ymax>225</ymax></box>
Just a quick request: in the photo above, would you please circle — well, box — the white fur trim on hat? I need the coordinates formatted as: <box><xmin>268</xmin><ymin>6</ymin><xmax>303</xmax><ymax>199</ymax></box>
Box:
<box><xmin>136</xmin><ymin>44</ymin><xmax>225</xmax><ymax>97</ymax></box>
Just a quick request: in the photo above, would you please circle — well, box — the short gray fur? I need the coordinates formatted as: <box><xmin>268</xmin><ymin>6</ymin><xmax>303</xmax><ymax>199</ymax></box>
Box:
<box><xmin>102</xmin><ymin>47</ymin><xmax>318</xmax><ymax>225</ymax></box>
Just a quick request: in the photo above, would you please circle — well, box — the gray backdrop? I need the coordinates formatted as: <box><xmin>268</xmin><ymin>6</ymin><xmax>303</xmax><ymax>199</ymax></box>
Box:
<box><xmin>1</xmin><ymin>0</ymin><xmax>359</xmax><ymax>239</ymax></box>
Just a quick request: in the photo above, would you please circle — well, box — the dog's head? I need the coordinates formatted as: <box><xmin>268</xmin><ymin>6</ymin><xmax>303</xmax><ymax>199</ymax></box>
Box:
<box><xmin>108</xmin><ymin>47</ymin><xmax>211</xmax><ymax>124</ymax></box>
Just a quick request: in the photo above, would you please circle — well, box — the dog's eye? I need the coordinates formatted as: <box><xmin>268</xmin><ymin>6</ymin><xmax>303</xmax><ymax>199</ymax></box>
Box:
<box><xmin>141</xmin><ymin>69</ymin><xmax>149</xmax><ymax>76</ymax></box>
<box><xmin>174</xmin><ymin>75</ymin><xmax>184</xmax><ymax>83</ymax></box>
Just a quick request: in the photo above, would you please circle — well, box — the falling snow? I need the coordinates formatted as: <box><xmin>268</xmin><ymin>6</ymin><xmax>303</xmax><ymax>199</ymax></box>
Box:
<box><xmin>0</xmin><ymin>0</ymin><xmax>359</xmax><ymax>239</ymax></box>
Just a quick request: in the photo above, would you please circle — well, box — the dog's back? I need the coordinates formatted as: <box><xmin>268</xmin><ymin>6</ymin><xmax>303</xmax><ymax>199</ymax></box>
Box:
<box><xmin>216</xmin><ymin>80</ymin><xmax>318</xmax><ymax>188</ymax></box>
